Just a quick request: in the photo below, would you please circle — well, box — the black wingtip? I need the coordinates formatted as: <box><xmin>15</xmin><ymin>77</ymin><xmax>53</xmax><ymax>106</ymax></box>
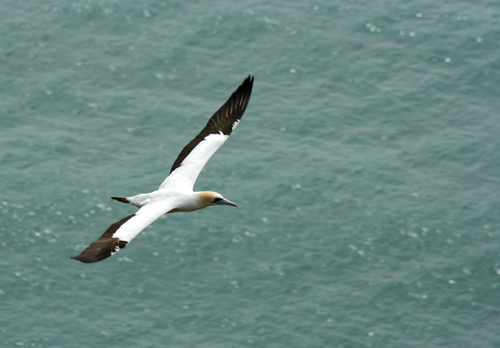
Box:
<box><xmin>70</xmin><ymin>255</ymin><xmax>92</xmax><ymax>263</ymax></box>
<box><xmin>242</xmin><ymin>75</ymin><xmax>254</xmax><ymax>91</ymax></box>
<box><xmin>72</xmin><ymin>214</ymin><xmax>135</xmax><ymax>264</ymax></box>
<box><xmin>70</xmin><ymin>239</ymin><xmax>120</xmax><ymax>264</ymax></box>
<box><xmin>71</xmin><ymin>255</ymin><xmax>95</xmax><ymax>263</ymax></box>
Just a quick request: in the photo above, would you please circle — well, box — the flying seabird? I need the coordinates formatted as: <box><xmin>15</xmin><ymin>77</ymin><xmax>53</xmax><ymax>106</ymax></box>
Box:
<box><xmin>72</xmin><ymin>75</ymin><xmax>254</xmax><ymax>263</ymax></box>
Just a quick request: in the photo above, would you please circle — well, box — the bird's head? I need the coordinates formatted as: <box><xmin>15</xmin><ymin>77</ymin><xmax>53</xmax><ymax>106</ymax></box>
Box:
<box><xmin>199</xmin><ymin>191</ymin><xmax>238</xmax><ymax>207</ymax></box>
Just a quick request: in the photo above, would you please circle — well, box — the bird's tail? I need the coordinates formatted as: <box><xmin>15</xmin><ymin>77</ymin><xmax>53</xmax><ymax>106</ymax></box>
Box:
<box><xmin>111</xmin><ymin>196</ymin><xmax>130</xmax><ymax>204</ymax></box>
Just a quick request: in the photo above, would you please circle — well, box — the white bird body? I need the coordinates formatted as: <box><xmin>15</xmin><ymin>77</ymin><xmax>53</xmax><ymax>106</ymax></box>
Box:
<box><xmin>72</xmin><ymin>76</ymin><xmax>253</xmax><ymax>263</ymax></box>
<box><xmin>124</xmin><ymin>190</ymin><xmax>226</xmax><ymax>211</ymax></box>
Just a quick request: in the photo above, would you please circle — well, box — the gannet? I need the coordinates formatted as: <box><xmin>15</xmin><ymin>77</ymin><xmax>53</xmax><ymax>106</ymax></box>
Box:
<box><xmin>72</xmin><ymin>75</ymin><xmax>254</xmax><ymax>263</ymax></box>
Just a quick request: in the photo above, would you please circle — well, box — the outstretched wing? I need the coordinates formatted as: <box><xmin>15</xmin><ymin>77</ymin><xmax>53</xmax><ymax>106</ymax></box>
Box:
<box><xmin>71</xmin><ymin>202</ymin><xmax>173</xmax><ymax>263</ymax></box>
<box><xmin>159</xmin><ymin>75</ymin><xmax>254</xmax><ymax>191</ymax></box>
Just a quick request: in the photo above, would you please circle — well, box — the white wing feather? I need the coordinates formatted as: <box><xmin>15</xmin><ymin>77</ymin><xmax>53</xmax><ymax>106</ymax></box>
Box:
<box><xmin>112</xmin><ymin>201</ymin><xmax>175</xmax><ymax>243</ymax></box>
<box><xmin>159</xmin><ymin>132</ymin><xmax>230</xmax><ymax>190</ymax></box>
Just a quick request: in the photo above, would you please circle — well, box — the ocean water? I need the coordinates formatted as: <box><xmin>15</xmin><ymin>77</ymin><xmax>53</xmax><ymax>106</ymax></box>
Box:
<box><xmin>1</xmin><ymin>0</ymin><xmax>500</xmax><ymax>346</ymax></box>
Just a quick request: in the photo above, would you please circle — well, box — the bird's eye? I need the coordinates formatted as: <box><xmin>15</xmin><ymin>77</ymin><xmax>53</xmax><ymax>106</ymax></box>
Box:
<box><xmin>213</xmin><ymin>197</ymin><xmax>223</xmax><ymax>203</ymax></box>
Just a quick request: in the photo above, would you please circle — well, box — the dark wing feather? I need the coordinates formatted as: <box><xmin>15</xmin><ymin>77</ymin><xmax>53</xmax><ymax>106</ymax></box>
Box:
<box><xmin>169</xmin><ymin>75</ymin><xmax>254</xmax><ymax>173</ymax></box>
<box><xmin>71</xmin><ymin>214</ymin><xmax>135</xmax><ymax>263</ymax></box>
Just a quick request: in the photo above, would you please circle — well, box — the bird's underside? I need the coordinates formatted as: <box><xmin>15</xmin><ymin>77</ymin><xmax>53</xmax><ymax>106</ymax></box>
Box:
<box><xmin>72</xmin><ymin>75</ymin><xmax>254</xmax><ymax>263</ymax></box>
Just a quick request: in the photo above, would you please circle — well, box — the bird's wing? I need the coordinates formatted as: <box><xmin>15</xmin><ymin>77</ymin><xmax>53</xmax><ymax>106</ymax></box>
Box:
<box><xmin>71</xmin><ymin>202</ymin><xmax>174</xmax><ymax>263</ymax></box>
<box><xmin>159</xmin><ymin>75</ymin><xmax>254</xmax><ymax>191</ymax></box>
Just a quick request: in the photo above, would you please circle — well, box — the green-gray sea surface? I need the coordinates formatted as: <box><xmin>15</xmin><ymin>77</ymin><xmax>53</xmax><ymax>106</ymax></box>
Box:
<box><xmin>1</xmin><ymin>0</ymin><xmax>500</xmax><ymax>347</ymax></box>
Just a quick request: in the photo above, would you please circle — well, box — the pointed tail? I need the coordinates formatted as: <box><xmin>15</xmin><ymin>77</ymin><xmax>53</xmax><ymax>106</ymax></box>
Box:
<box><xmin>111</xmin><ymin>196</ymin><xmax>130</xmax><ymax>204</ymax></box>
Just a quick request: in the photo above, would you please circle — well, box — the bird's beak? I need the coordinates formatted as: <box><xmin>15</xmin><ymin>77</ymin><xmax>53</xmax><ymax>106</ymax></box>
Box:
<box><xmin>217</xmin><ymin>198</ymin><xmax>238</xmax><ymax>207</ymax></box>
